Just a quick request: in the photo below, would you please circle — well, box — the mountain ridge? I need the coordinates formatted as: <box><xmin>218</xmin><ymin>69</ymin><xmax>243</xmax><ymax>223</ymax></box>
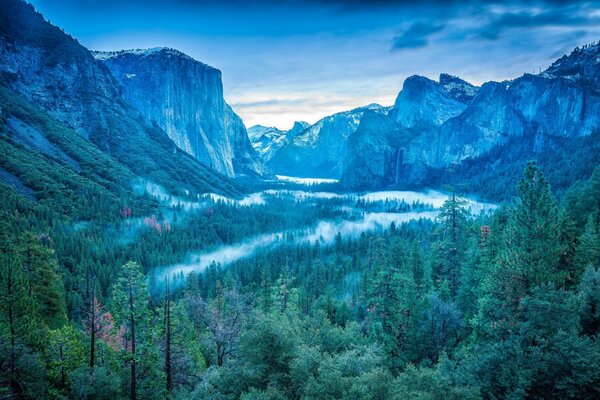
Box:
<box><xmin>338</xmin><ymin>42</ymin><xmax>600</xmax><ymax>198</ymax></box>
<box><xmin>93</xmin><ymin>47</ymin><xmax>268</xmax><ymax>178</ymax></box>
<box><xmin>0</xmin><ymin>0</ymin><xmax>243</xmax><ymax>198</ymax></box>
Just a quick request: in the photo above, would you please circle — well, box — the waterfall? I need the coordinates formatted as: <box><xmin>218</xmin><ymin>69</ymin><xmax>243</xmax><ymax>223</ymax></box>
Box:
<box><xmin>395</xmin><ymin>148</ymin><xmax>402</xmax><ymax>183</ymax></box>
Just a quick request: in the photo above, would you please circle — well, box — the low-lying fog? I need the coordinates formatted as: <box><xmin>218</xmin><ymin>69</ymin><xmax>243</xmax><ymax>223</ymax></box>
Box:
<box><xmin>144</xmin><ymin>177</ymin><xmax>496</xmax><ymax>282</ymax></box>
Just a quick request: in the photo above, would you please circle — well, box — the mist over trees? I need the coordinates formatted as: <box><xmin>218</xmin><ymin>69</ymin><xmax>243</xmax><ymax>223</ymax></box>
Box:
<box><xmin>1</xmin><ymin>162</ymin><xmax>599</xmax><ymax>399</ymax></box>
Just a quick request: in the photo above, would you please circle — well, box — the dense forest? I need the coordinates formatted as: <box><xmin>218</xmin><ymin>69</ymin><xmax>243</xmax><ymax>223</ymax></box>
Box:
<box><xmin>1</xmin><ymin>161</ymin><xmax>600</xmax><ymax>399</ymax></box>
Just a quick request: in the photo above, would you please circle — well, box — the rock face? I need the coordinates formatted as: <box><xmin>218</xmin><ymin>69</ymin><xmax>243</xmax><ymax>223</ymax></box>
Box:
<box><xmin>248</xmin><ymin>121</ymin><xmax>309</xmax><ymax>162</ymax></box>
<box><xmin>0</xmin><ymin>0</ymin><xmax>241</xmax><ymax>196</ymax></box>
<box><xmin>390</xmin><ymin>73</ymin><xmax>477</xmax><ymax>130</ymax></box>
<box><xmin>340</xmin><ymin>43</ymin><xmax>600</xmax><ymax>195</ymax></box>
<box><xmin>268</xmin><ymin>104</ymin><xmax>387</xmax><ymax>178</ymax></box>
<box><xmin>94</xmin><ymin>48</ymin><xmax>267</xmax><ymax>178</ymax></box>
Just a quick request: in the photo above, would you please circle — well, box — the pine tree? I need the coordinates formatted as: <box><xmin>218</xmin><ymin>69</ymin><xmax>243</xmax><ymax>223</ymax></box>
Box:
<box><xmin>499</xmin><ymin>161</ymin><xmax>561</xmax><ymax>292</ymax></box>
<box><xmin>164</xmin><ymin>277</ymin><xmax>173</xmax><ymax>393</ymax></box>
<box><xmin>437</xmin><ymin>193</ymin><xmax>469</xmax><ymax>297</ymax></box>
<box><xmin>574</xmin><ymin>213</ymin><xmax>600</xmax><ymax>272</ymax></box>
<box><xmin>111</xmin><ymin>261</ymin><xmax>150</xmax><ymax>400</ymax></box>
<box><xmin>475</xmin><ymin>163</ymin><xmax>561</xmax><ymax>341</ymax></box>
<box><xmin>17</xmin><ymin>232</ymin><xmax>67</xmax><ymax>329</ymax></box>
<box><xmin>558</xmin><ymin>210</ymin><xmax>579</xmax><ymax>286</ymax></box>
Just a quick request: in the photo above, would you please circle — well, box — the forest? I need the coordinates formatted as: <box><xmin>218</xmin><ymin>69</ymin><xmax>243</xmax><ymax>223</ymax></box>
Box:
<box><xmin>1</xmin><ymin>161</ymin><xmax>600</xmax><ymax>399</ymax></box>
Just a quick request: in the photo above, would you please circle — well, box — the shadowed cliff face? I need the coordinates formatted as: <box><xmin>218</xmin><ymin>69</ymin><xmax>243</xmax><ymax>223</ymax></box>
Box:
<box><xmin>339</xmin><ymin>43</ymin><xmax>600</xmax><ymax>195</ymax></box>
<box><xmin>94</xmin><ymin>48</ymin><xmax>267</xmax><ymax>178</ymax></box>
<box><xmin>390</xmin><ymin>74</ymin><xmax>478</xmax><ymax>131</ymax></box>
<box><xmin>0</xmin><ymin>0</ymin><xmax>242</xmax><ymax>196</ymax></box>
<box><xmin>248</xmin><ymin>121</ymin><xmax>309</xmax><ymax>163</ymax></box>
<box><xmin>267</xmin><ymin>104</ymin><xmax>388</xmax><ymax>179</ymax></box>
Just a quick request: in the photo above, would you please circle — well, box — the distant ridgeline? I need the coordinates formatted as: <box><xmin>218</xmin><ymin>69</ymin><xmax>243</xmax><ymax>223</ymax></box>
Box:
<box><xmin>1</xmin><ymin>1</ymin><xmax>600</xmax><ymax>399</ymax></box>
<box><xmin>250</xmin><ymin>49</ymin><xmax>600</xmax><ymax>200</ymax></box>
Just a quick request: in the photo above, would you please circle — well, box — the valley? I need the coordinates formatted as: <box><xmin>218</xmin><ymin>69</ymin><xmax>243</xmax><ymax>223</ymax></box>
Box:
<box><xmin>0</xmin><ymin>0</ymin><xmax>599</xmax><ymax>399</ymax></box>
<box><xmin>145</xmin><ymin>178</ymin><xmax>495</xmax><ymax>284</ymax></box>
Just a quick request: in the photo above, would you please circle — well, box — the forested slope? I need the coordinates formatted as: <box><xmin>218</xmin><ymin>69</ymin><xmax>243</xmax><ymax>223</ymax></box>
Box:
<box><xmin>1</xmin><ymin>162</ymin><xmax>599</xmax><ymax>399</ymax></box>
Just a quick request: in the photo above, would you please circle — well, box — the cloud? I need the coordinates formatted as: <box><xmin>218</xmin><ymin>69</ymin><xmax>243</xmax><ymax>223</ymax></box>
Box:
<box><xmin>391</xmin><ymin>22</ymin><xmax>445</xmax><ymax>51</ymax></box>
<box><xmin>31</xmin><ymin>0</ymin><xmax>600</xmax><ymax>129</ymax></box>
<box><xmin>476</xmin><ymin>9</ymin><xmax>598</xmax><ymax>40</ymax></box>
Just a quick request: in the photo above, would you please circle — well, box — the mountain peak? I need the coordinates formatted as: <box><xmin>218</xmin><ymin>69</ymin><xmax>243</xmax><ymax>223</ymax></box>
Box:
<box><xmin>541</xmin><ymin>41</ymin><xmax>600</xmax><ymax>84</ymax></box>
<box><xmin>290</xmin><ymin>121</ymin><xmax>310</xmax><ymax>132</ymax></box>
<box><xmin>438</xmin><ymin>73</ymin><xmax>478</xmax><ymax>103</ymax></box>
<box><xmin>92</xmin><ymin>47</ymin><xmax>217</xmax><ymax>71</ymax></box>
<box><xmin>440</xmin><ymin>73</ymin><xmax>468</xmax><ymax>86</ymax></box>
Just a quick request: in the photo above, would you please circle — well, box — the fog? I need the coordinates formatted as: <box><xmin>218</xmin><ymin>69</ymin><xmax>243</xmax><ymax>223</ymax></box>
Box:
<box><xmin>155</xmin><ymin>232</ymin><xmax>286</xmax><ymax>280</ymax></box>
<box><xmin>357</xmin><ymin>190</ymin><xmax>449</xmax><ymax>207</ymax></box>
<box><xmin>132</xmin><ymin>179</ymin><xmax>201</xmax><ymax>211</ymax></box>
<box><xmin>262</xmin><ymin>189</ymin><xmax>495</xmax><ymax>214</ymax></box>
<box><xmin>263</xmin><ymin>189</ymin><xmax>343</xmax><ymax>200</ymax></box>
<box><xmin>137</xmin><ymin>178</ymin><xmax>496</xmax><ymax>282</ymax></box>
<box><xmin>154</xmin><ymin>210</ymin><xmax>440</xmax><ymax>281</ymax></box>
<box><xmin>302</xmin><ymin>211</ymin><xmax>440</xmax><ymax>244</ymax></box>
<box><xmin>205</xmin><ymin>192</ymin><xmax>267</xmax><ymax>206</ymax></box>
<box><xmin>275</xmin><ymin>175</ymin><xmax>339</xmax><ymax>185</ymax></box>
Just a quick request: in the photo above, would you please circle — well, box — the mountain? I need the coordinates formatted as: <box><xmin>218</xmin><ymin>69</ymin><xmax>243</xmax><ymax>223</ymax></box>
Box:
<box><xmin>93</xmin><ymin>48</ymin><xmax>267</xmax><ymax>178</ymax></box>
<box><xmin>268</xmin><ymin>104</ymin><xmax>387</xmax><ymax>178</ymax></box>
<box><xmin>248</xmin><ymin>121</ymin><xmax>309</xmax><ymax>162</ymax></box>
<box><xmin>340</xmin><ymin>44</ymin><xmax>600</xmax><ymax>199</ymax></box>
<box><xmin>340</xmin><ymin>74</ymin><xmax>479</xmax><ymax>189</ymax></box>
<box><xmin>0</xmin><ymin>0</ymin><xmax>242</xmax><ymax>200</ymax></box>
<box><xmin>390</xmin><ymin>73</ymin><xmax>478</xmax><ymax>131</ymax></box>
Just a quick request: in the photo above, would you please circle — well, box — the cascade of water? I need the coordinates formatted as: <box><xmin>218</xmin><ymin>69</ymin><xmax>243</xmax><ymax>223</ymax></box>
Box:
<box><xmin>395</xmin><ymin>148</ymin><xmax>402</xmax><ymax>183</ymax></box>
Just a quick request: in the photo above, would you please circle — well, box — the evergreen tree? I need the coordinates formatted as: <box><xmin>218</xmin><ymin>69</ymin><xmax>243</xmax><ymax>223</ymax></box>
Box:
<box><xmin>499</xmin><ymin>161</ymin><xmax>561</xmax><ymax>292</ymax></box>
<box><xmin>574</xmin><ymin>213</ymin><xmax>600</xmax><ymax>272</ymax></box>
<box><xmin>436</xmin><ymin>193</ymin><xmax>469</xmax><ymax>297</ymax></box>
<box><xmin>17</xmin><ymin>232</ymin><xmax>68</xmax><ymax>330</ymax></box>
<box><xmin>111</xmin><ymin>261</ymin><xmax>160</xmax><ymax>400</ymax></box>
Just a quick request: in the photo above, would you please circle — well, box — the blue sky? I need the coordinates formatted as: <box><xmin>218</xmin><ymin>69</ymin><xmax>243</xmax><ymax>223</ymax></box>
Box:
<box><xmin>29</xmin><ymin>0</ymin><xmax>600</xmax><ymax>129</ymax></box>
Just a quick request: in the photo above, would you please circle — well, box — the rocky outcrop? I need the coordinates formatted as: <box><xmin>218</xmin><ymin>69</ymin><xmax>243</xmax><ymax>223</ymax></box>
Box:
<box><xmin>340</xmin><ymin>43</ymin><xmax>600</xmax><ymax>194</ymax></box>
<box><xmin>94</xmin><ymin>48</ymin><xmax>267</xmax><ymax>178</ymax></box>
<box><xmin>0</xmin><ymin>0</ymin><xmax>241</xmax><ymax>196</ymax></box>
<box><xmin>248</xmin><ymin>121</ymin><xmax>309</xmax><ymax>162</ymax></box>
<box><xmin>390</xmin><ymin>73</ymin><xmax>477</xmax><ymax>130</ymax></box>
<box><xmin>268</xmin><ymin>104</ymin><xmax>387</xmax><ymax>178</ymax></box>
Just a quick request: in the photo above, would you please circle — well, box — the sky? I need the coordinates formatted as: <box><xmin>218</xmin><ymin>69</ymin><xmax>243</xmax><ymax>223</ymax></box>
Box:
<box><xmin>29</xmin><ymin>0</ymin><xmax>600</xmax><ymax>129</ymax></box>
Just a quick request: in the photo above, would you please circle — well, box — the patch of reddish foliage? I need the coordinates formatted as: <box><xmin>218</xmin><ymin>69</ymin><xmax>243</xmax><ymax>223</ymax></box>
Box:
<box><xmin>144</xmin><ymin>215</ymin><xmax>163</xmax><ymax>235</ymax></box>
<box><xmin>480</xmin><ymin>225</ymin><xmax>491</xmax><ymax>243</ymax></box>
<box><xmin>120</xmin><ymin>206</ymin><xmax>133</xmax><ymax>218</ymax></box>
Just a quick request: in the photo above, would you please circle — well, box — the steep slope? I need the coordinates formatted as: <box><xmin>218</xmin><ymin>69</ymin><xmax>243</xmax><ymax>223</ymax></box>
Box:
<box><xmin>340</xmin><ymin>111</ymin><xmax>411</xmax><ymax>188</ymax></box>
<box><xmin>0</xmin><ymin>0</ymin><xmax>241</xmax><ymax>196</ymax></box>
<box><xmin>268</xmin><ymin>104</ymin><xmax>386</xmax><ymax>178</ymax></box>
<box><xmin>390</xmin><ymin>73</ymin><xmax>477</xmax><ymax>130</ymax></box>
<box><xmin>0</xmin><ymin>84</ymin><xmax>149</xmax><ymax>219</ymax></box>
<box><xmin>429</xmin><ymin>71</ymin><xmax>600</xmax><ymax>168</ymax></box>
<box><xmin>94</xmin><ymin>48</ymin><xmax>267</xmax><ymax>178</ymax></box>
<box><xmin>340</xmin><ymin>44</ymin><xmax>600</xmax><ymax>198</ymax></box>
<box><xmin>248</xmin><ymin>121</ymin><xmax>309</xmax><ymax>162</ymax></box>
<box><xmin>341</xmin><ymin>74</ymin><xmax>478</xmax><ymax>188</ymax></box>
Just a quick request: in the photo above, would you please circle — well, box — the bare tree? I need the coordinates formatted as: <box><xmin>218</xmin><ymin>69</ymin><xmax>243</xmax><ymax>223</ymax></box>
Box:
<box><xmin>186</xmin><ymin>284</ymin><xmax>247</xmax><ymax>367</ymax></box>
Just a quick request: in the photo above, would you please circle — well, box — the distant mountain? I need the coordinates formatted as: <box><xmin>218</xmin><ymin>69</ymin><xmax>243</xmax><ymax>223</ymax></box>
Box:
<box><xmin>93</xmin><ymin>48</ymin><xmax>267</xmax><ymax>178</ymax></box>
<box><xmin>248</xmin><ymin>121</ymin><xmax>309</xmax><ymax>162</ymax></box>
<box><xmin>390</xmin><ymin>73</ymin><xmax>478</xmax><ymax>130</ymax></box>
<box><xmin>268</xmin><ymin>104</ymin><xmax>388</xmax><ymax>178</ymax></box>
<box><xmin>340</xmin><ymin>74</ymin><xmax>479</xmax><ymax>189</ymax></box>
<box><xmin>340</xmin><ymin>43</ymin><xmax>600</xmax><ymax>199</ymax></box>
<box><xmin>0</xmin><ymin>0</ymin><xmax>241</xmax><ymax>199</ymax></box>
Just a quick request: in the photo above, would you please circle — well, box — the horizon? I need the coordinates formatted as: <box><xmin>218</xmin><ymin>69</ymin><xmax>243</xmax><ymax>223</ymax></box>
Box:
<box><xmin>28</xmin><ymin>0</ymin><xmax>600</xmax><ymax>129</ymax></box>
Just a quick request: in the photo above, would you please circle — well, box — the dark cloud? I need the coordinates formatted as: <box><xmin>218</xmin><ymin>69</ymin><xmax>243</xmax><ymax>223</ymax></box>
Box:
<box><xmin>391</xmin><ymin>22</ymin><xmax>444</xmax><ymax>51</ymax></box>
<box><xmin>476</xmin><ymin>10</ymin><xmax>598</xmax><ymax>40</ymax></box>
